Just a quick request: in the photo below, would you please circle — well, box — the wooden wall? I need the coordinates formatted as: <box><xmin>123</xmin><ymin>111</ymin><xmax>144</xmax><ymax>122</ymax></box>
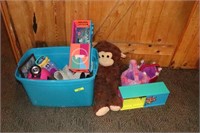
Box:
<box><xmin>1</xmin><ymin>0</ymin><xmax>199</xmax><ymax>69</ymax></box>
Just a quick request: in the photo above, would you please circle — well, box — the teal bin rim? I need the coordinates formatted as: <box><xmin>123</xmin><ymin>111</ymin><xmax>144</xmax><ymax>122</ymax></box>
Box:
<box><xmin>15</xmin><ymin>46</ymin><xmax>99</xmax><ymax>83</ymax></box>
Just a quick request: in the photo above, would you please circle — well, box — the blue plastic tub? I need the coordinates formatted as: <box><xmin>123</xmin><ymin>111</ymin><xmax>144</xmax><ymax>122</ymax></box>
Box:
<box><xmin>15</xmin><ymin>46</ymin><xmax>98</xmax><ymax>107</ymax></box>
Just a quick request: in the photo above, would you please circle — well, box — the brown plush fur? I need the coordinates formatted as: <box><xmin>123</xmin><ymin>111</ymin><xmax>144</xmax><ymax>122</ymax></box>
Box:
<box><xmin>93</xmin><ymin>41</ymin><xmax>123</xmax><ymax>115</ymax></box>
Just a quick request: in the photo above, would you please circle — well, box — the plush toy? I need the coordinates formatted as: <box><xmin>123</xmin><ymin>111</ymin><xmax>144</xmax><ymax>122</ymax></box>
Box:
<box><xmin>121</xmin><ymin>60</ymin><xmax>150</xmax><ymax>86</ymax></box>
<box><xmin>94</xmin><ymin>41</ymin><xmax>126</xmax><ymax>116</ymax></box>
<box><xmin>138</xmin><ymin>60</ymin><xmax>162</xmax><ymax>83</ymax></box>
<box><xmin>121</xmin><ymin>59</ymin><xmax>162</xmax><ymax>86</ymax></box>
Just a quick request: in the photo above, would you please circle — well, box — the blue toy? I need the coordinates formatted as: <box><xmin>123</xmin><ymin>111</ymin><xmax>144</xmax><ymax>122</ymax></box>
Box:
<box><xmin>119</xmin><ymin>82</ymin><xmax>170</xmax><ymax>110</ymax></box>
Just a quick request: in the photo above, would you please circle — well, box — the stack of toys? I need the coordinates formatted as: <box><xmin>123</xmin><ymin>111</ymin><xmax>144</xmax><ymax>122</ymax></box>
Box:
<box><xmin>119</xmin><ymin>59</ymin><xmax>170</xmax><ymax>111</ymax></box>
<box><xmin>18</xmin><ymin>54</ymin><xmax>92</xmax><ymax>80</ymax></box>
<box><xmin>17</xmin><ymin>19</ymin><xmax>170</xmax><ymax>112</ymax></box>
<box><xmin>18</xmin><ymin>20</ymin><xmax>94</xmax><ymax>81</ymax></box>
<box><xmin>18</xmin><ymin>54</ymin><xmax>57</xmax><ymax>80</ymax></box>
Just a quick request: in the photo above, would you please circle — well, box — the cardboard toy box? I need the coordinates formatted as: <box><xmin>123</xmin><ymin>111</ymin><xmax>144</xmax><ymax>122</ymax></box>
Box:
<box><xmin>69</xmin><ymin>20</ymin><xmax>94</xmax><ymax>72</ymax></box>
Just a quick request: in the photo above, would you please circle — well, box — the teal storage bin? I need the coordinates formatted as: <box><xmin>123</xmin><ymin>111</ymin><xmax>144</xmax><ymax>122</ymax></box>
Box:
<box><xmin>15</xmin><ymin>46</ymin><xmax>99</xmax><ymax>107</ymax></box>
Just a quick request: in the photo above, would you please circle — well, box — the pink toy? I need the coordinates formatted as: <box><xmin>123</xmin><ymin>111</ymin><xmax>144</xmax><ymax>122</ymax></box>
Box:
<box><xmin>138</xmin><ymin>60</ymin><xmax>162</xmax><ymax>83</ymax></box>
<box><xmin>121</xmin><ymin>60</ymin><xmax>150</xmax><ymax>86</ymax></box>
<box><xmin>28</xmin><ymin>65</ymin><xmax>53</xmax><ymax>80</ymax></box>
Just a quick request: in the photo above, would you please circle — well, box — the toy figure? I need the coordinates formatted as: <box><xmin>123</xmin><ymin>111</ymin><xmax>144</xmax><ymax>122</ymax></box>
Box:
<box><xmin>93</xmin><ymin>41</ymin><xmax>126</xmax><ymax>116</ymax></box>
<box><xmin>121</xmin><ymin>60</ymin><xmax>150</xmax><ymax>86</ymax></box>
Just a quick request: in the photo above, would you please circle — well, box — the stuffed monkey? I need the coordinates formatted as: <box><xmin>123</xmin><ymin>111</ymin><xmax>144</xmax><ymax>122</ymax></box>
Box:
<box><xmin>94</xmin><ymin>41</ymin><xmax>126</xmax><ymax>116</ymax></box>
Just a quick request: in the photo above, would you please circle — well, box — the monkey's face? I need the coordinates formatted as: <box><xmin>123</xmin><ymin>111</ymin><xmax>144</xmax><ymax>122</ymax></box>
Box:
<box><xmin>98</xmin><ymin>51</ymin><xmax>114</xmax><ymax>67</ymax></box>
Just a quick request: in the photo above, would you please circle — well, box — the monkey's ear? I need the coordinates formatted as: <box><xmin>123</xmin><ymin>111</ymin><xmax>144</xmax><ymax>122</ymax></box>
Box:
<box><xmin>121</xmin><ymin>53</ymin><xmax>126</xmax><ymax>58</ymax></box>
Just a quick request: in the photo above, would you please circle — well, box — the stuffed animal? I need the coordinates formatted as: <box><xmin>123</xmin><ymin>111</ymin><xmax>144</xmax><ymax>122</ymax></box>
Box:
<box><xmin>121</xmin><ymin>60</ymin><xmax>150</xmax><ymax>86</ymax></box>
<box><xmin>121</xmin><ymin>59</ymin><xmax>162</xmax><ymax>86</ymax></box>
<box><xmin>138</xmin><ymin>60</ymin><xmax>162</xmax><ymax>83</ymax></box>
<box><xmin>94</xmin><ymin>41</ymin><xmax>126</xmax><ymax>116</ymax></box>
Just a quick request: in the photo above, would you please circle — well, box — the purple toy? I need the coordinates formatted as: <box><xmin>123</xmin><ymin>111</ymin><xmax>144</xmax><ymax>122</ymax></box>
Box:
<box><xmin>138</xmin><ymin>60</ymin><xmax>162</xmax><ymax>83</ymax></box>
<box><xmin>121</xmin><ymin>60</ymin><xmax>150</xmax><ymax>86</ymax></box>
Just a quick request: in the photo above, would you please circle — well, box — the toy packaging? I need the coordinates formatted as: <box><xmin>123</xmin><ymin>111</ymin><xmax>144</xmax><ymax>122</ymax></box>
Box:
<box><xmin>70</xmin><ymin>43</ymin><xmax>90</xmax><ymax>71</ymax></box>
<box><xmin>69</xmin><ymin>20</ymin><xmax>94</xmax><ymax>72</ymax></box>
<box><xmin>18</xmin><ymin>54</ymin><xmax>36</xmax><ymax>78</ymax></box>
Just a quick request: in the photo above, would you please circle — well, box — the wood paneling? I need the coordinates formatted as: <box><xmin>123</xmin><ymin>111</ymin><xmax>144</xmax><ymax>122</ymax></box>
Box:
<box><xmin>89</xmin><ymin>0</ymin><xmax>118</xmax><ymax>34</ymax></box>
<box><xmin>94</xmin><ymin>0</ymin><xmax>134</xmax><ymax>41</ymax></box>
<box><xmin>6</xmin><ymin>1</ymin><xmax>34</xmax><ymax>53</ymax></box>
<box><xmin>1</xmin><ymin>0</ymin><xmax>199</xmax><ymax>68</ymax></box>
<box><xmin>113</xmin><ymin>42</ymin><xmax>174</xmax><ymax>66</ymax></box>
<box><xmin>171</xmin><ymin>2</ymin><xmax>199</xmax><ymax>69</ymax></box>
<box><xmin>0</xmin><ymin>1</ymin><xmax>21</xmax><ymax>62</ymax></box>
